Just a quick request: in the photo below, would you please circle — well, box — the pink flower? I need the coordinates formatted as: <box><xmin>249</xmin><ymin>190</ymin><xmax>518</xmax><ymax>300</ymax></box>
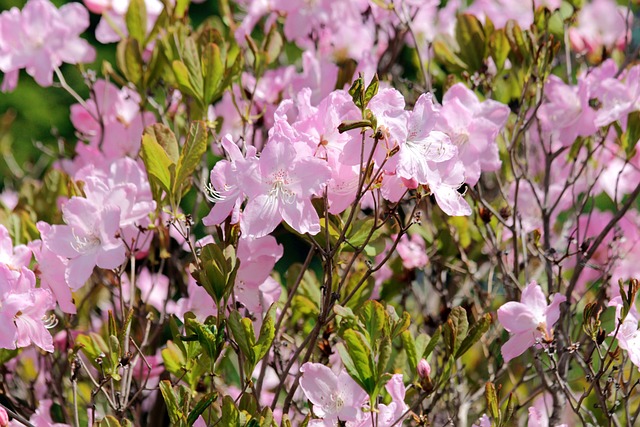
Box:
<box><xmin>11</xmin><ymin>399</ymin><xmax>70</xmax><ymax>427</ymax></box>
<box><xmin>235</xmin><ymin>235</ymin><xmax>283</xmax><ymax>324</ymax></box>
<box><xmin>569</xmin><ymin>0</ymin><xmax>632</xmax><ymax>56</ymax></box>
<box><xmin>437</xmin><ymin>83</ymin><xmax>510</xmax><ymax>186</ymax></box>
<box><xmin>241</xmin><ymin>132</ymin><xmax>331</xmax><ymax>238</ymax></box>
<box><xmin>0</xmin><ymin>265</ymin><xmax>54</xmax><ymax>352</ymax></box>
<box><xmin>299</xmin><ymin>363</ymin><xmax>368</xmax><ymax>423</ymax></box>
<box><xmin>70</xmin><ymin>79</ymin><xmax>156</xmax><ymax>159</ymax></box>
<box><xmin>374</xmin><ymin>374</ymin><xmax>409</xmax><ymax>426</ymax></box>
<box><xmin>473</xmin><ymin>414</ymin><xmax>491</xmax><ymax>427</ymax></box>
<box><xmin>497</xmin><ymin>281</ymin><xmax>566</xmax><ymax>362</ymax></box>
<box><xmin>467</xmin><ymin>0</ymin><xmax>560</xmax><ymax>29</ymax></box>
<box><xmin>40</xmin><ymin>197</ymin><xmax>126</xmax><ymax>290</ymax></box>
<box><xmin>0</xmin><ymin>224</ymin><xmax>31</xmax><ymax>271</ymax></box>
<box><xmin>417</xmin><ymin>358</ymin><xmax>431</xmax><ymax>379</ymax></box>
<box><xmin>0</xmin><ymin>406</ymin><xmax>7</xmax><ymax>427</ymax></box>
<box><xmin>397</xmin><ymin>93</ymin><xmax>456</xmax><ymax>185</ymax></box>
<box><xmin>536</xmin><ymin>76</ymin><xmax>596</xmax><ymax>148</ymax></box>
<box><xmin>396</xmin><ymin>233</ymin><xmax>429</xmax><ymax>270</ymax></box>
<box><xmin>30</xmin><ymin>225</ymin><xmax>75</xmax><ymax>314</ymax></box>
<box><xmin>90</xmin><ymin>0</ymin><xmax>166</xmax><ymax>44</ymax></box>
<box><xmin>609</xmin><ymin>298</ymin><xmax>640</xmax><ymax>371</ymax></box>
<box><xmin>203</xmin><ymin>135</ymin><xmax>257</xmax><ymax>226</ymax></box>
<box><xmin>0</xmin><ymin>0</ymin><xmax>95</xmax><ymax>91</ymax></box>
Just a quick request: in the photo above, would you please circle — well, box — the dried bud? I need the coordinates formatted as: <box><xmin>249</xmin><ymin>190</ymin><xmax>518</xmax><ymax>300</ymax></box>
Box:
<box><xmin>0</xmin><ymin>407</ymin><xmax>8</xmax><ymax>427</ymax></box>
<box><xmin>597</xmin><ymin>328</ymin><xmax>607</xmax><ymax>345</ymax></box>
<box><xmin>478</xmin><ymin>207</ymin><xmax>492</xmax><ymax>223</ymax></box>
<box><xmin>499</xmin><ymin>206</ymin><xmax>511</xmax><ymax>220</ymax></box>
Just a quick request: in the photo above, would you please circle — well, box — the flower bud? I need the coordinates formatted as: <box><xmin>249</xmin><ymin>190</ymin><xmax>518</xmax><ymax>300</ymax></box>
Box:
<box><xmin>0</xmin><ymin>406</ymin><xmax>9</xmax><ymax>427</ymax></box>
<box><xmin>417</xmin><ymin>358</ymin><xmax>431</xmax><ymax>379</ymax></box>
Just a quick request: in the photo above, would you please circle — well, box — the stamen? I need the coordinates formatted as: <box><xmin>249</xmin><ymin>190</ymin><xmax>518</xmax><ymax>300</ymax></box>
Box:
<box><xmin>42</xmin><ymin>313</ymin><xmax>58</xmax><ymax>329</ymax></box>
<box><xmin>204</xmin><ymin>182</ymin><xmax>227</xmax><ymax>203</ymax></box>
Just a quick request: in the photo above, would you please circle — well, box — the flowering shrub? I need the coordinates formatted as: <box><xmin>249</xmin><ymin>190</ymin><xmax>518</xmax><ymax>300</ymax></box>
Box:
<box><xmin>1</xmin><ymin>0</ymin><xmax>640</xmax><ymax>426</ymax></box>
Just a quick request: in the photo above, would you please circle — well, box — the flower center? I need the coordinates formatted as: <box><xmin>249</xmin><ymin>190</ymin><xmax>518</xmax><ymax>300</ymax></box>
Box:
<box><xmin>71</xmin><ymin>230</ymin><xmax>101</xmax><ymax>253</ymax></box>
<box><xmin>452</xmin><ymin>131</ymin><xmax>470</xmax><ymax>146</ymax></box>
<box><xmin>268</xmin><ymin>169</ymin><xmax>295</xmax><ymax>204</ymax></box>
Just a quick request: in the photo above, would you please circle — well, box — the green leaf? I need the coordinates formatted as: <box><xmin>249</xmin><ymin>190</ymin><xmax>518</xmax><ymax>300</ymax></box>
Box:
<box><xmin>433</xmin><ymin>39</ymin><xmax>467</xmax><ymax>72</ymax></box>
<box><xmin>175</xmin><ymin>0</ymin><xmax>190</xmax><ymax>18</ymax></box>
<box><xmin>377</xmin><ymin>336</ymin><xmax>392</xmax><ymax>378</ymax></box>
<box><xmin>254</xmin><ymin>304</ymin><xmax>277</xmax><ymax>362</ymax></box>
<box><xmin>489</xmin><ymin>29</ymin><xmax>510</xmax><ymax>71</ymax></box>
<box><xmin>455</xmin><ymin>313</ymin><xmax>492</xmax><ymax>359</ymax></box>
<box><xmin>176</xmin><ymin>121</ymin><xmax>208</xmax><ymax>194</ymax></box>
<box><xmin>455</xmin><ymin>14</ymin><xmax>486</xmax><ymax>71</ymax></box>
<box><xmin>485</xmin><ymin>382</ymin><xmax>500</xmax><ymax>421</ymax></box>
<box><xmin>117</xmin><ymin>39</ymin><xmax>144</xmax><ymax>86</ymax></box>
<box><xmin>264</xmin><ymin>25</ymin><xmax>283</xmax><ymax>65</ymax></box>
<box><xmin>348</xmin><ymin>75</ymin><xmax>365</xmax><ymax>109</ymax></box>
<box><xmin>500</xmin><ymin>393</ymin><xmax>517</xmax><ymax>426</ymax></box>
<box><xmin>390</xmin><ymin>311</ymin><xmax>411</xmax><ymax>339</ymax></box>
<box><xmin>186</xmin><ymin>318</ymin><xmax>224</xmax><ymax>361</ymax></box>
<box><xmin>161</xmin><ymin>340</ymin><xmax>186</xmax><ymax>377</ymax></box>
<box><xmin>363</xmin><ymin>74</ymin><xmax>379</xmax><ymax>108</ymax></box>
<box><xmin>444</xmin><ymin>307</ymin><xmax>468</xmax><ymax>356</ymax></box>
<box><xmin>101</xmin><ymin>416</ymin><xmax>122</xmax><ymax>427</ymax></box>
<box><xmin>401</xmin><ymin>330</ymin><xmax>418</xmax><ymax>374</ymax></box>
<box><xmin>188</xmin><ymin>392</ymin><xmax>217</xmax><ymax>426</ymax></box>
<box><xmin>144</xmin><ymin>124</ymin><xmax>179</xmax><ymax>163</ymax></box>
<box><xmin>622</xmin><ymin>111</ymin><xmax>640</xmax><ymax>159</ymax></box>
<box><xmin>346</xmin><ymin>218</ymin><xmax>384</xmax><ymax>249</ymax></box>
<box><xmin>172</xmin><ymin>60</ymin><xmax>197</xmax><ymax>98</ymax></box>
<box><xmin>202</xmin><ymin>43</ymin><xmax>224</xmax><ymax>105</ymax></box>
<box><xmin>228</xmin><ymin>311</ymin><xmax>254</xmax><ymax>362</ymax></box>
<box><xmin>359</xmin><ymin>300</ymin><xmax>386</xmax><ymax>347</ymax></box>
<box><xmin>423</xmin><ymin>326</ymin><xmax>441</xmax><ymax>359</ymax></box>
<box><xmin>160</xmin><ymin>380</ymin><xmax>185</xmax><ymax>425</ymax></box>
<box><xmin>505</xmin><ymin>20</ymin><xmax>530</xmax><ymax>64</ymax></box>
<box><xmin>125</xmin><ymin>0</ymin><xmax>147</xmax><ymax>45</ymax></box>
<box><xmin>221</xmin><ymin>395</ymin><xmax>240</xmax><ymax>427</ymax></box>
<box><xmin>141</xmin><ymin>133</ymin><xmax>175</xmax><ymax>194</ymax></box>
<box><xmin>342</xmin><ymin>329</ymin><xmax>375</xmax><ymax>394</ymax></box>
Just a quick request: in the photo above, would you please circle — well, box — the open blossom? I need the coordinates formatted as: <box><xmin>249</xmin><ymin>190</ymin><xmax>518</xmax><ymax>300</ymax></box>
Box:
<box><xmin>0</xmin><ymin>0</ymin><xmax>95</xmax><ymax>91</ymax></box>
<box><xmin>396</xmin><ymin>233</ymin><xmax>428</xmax><ymax>270</ymax></box>
<box><xmin>30</xmin><ymin>226</ymin><xmax>75</xmax><ymax>314</ymax></box>
<box><xmin>85</xmin><ymin>0</ymin><xmax>166</xmax><ymax>44</ymax></box>
<box><xmin>0</xmin><ymin>224</ymin><xmax>31</xmax><ymax>271</ymax></box>
<box><xmin>609</xmin><ymin>297</ymin><xmax>640</xmax><ymax>370</ymax></box>
<box><xmin>241</xmin><ymin>130</ymin><xmax>331</xmax><ymax>238</ymax></box>
<box><xmin>0</xmin><ymin>265</ymin><xmax>54</xmax><ymax>352</ymax></box>
<box><xmin>299</xmin><ymin>363</ymin><xmax>368</xmax><ymax>424</ymax></box>
<box><xmin>70</xmin><ymin>79</ymin><xmax>156</xmax><ymax>159</ymax></box>
<box><xmin>203</xmin><ymin>135</ymin><xmax>257</xmax><ymax>226</ymax></box>
<box><xmin>537</xmin><ymin>76</ymin><xmax>596</xmax><ymax>148</ymax></box>
<box><xmin>569</xmin><ymin>0</ymin><xmax>631</xmax><ymax>56</ymax></box>
<box><xmin>497</xmin><ymin>281</ymin><xmax>566</xmax><ymax>362</ymax></box>
<box><xmin>437</xmin><ymin>83</ymin><xmax>510</xmax><ymax>186</ymax></box>
<box><xmin>40</xmin><ymin>197</ymin><xmax>126</xmax><ymax>290</ymax></box>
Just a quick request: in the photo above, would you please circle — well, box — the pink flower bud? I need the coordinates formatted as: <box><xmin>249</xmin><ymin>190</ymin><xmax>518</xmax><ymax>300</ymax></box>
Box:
<box><xmin>83</xmin><ymin>0</ymin><xmax>110</xmax><ymax>14</ymax></box>
<box><xmin>0</xmin><ymin>406</ymin><xmax>9</xmax><ymax>427</ymax></box>
<box><xmin>417</xmin><ymin>358</ymin><xmax>431</xmax><ymax>379</ymax></box>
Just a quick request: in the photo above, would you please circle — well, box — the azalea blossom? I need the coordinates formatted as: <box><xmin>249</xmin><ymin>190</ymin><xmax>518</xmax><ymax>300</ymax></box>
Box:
<box><xmin>0</xmin><ymin>0</ymin><xmax>95</xmax><ymax>91</ymax></box>
<box><xmin>203</xmin><ymin>135</ymin><xmax>257</xmax><ymax>226</ymax></box>
<box><xmin>0</xmin><ymin>265</ymin><xmax>54</xmax><ymax>352</ymax></box>
<box><xmin>241</xmin><ymin>131</ymin><xmax>331</xmax><ymax>238</ymax></box>
<box><xmin>497</xmin><ymin>281</ymin><xmax>566</xmax><ymax>362</ymax></box>
<box><xmin>299</xmin><ymin>363</ymin><xmax>368</xmax><ymax>424</ymax></box>
<box><xmin>40</xmin><ymin>197</ymin><xmax>126</xmax><ymax>290</ymax></box>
